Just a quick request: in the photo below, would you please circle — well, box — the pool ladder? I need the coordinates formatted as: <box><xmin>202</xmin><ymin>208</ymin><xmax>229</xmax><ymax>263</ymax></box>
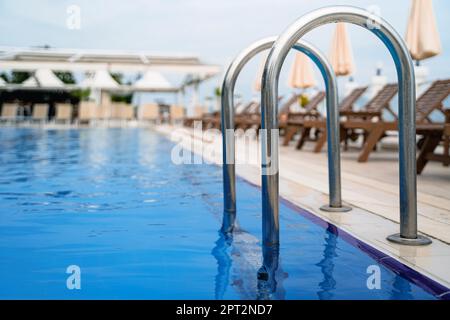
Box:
<box><xmin>221</xmin><ymin>6</ymin><xmax>432</xmax><ymax>277</ymax></box>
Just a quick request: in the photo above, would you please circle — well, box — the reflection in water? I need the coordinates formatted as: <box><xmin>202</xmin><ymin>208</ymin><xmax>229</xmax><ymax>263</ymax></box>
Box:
<box><xmin>316</xmin><ymin>225</ymin><xmax>338</xmax><ymax>300</ymax></box>
<box><xmin>390</xmin><ymin>275</ymin><xmax>414</xmax><ymax>300</ymax></box>
<box><xmin>212</xmin><ymin>228</ymin><xmax>287</xmax><ymax>300</ymax></box>
<box><xmin>221</xmin><ymin>210</ymin><xmax>236</xmax><ymax>234</ymax></box>
<box><xmin>257</xmin><ymin>245</ymin><xmax>287</xmax><ymax>300</ymax></box>
<box><xmin>211</xmin><ymin>231</ymin><xmax>233</xmax><ymax>299</ymax></box>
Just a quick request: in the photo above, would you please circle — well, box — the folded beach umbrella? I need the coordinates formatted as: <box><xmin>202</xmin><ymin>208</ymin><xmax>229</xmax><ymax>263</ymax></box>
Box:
<box><xmin>329</xmin><ymin>23</ymin><xmax>355</xmax><ymax>76</ymax></box>
<box><xmin>287</xmin><ymin>52</ymin><xmax>317</xmax><ymax>89</ymax></box>
<box><xmin>405</xmin><ymin>0</ymin><xmax>441</xmax><ymax>62</ymax></box>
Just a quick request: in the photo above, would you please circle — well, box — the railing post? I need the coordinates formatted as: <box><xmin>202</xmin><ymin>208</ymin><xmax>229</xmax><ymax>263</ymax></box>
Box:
<box><xmin>260</xmin><ymin>5</ymin><xmax>431</xmax><ymax>250</ymax></box>
<box><xmin>221</xmin><ymin>37</ymin><xmax>349</xmax><ymax>235</ymax></box>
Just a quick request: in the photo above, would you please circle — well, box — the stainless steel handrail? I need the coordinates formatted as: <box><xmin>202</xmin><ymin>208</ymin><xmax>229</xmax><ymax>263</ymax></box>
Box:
<box><xmin>260</xmin><ymin>5</ymin><xmax>431</xmax><ymax>248</ymax></box>
<box><xmin>221</xmin><ymin>36</ymin><xmax>350</xmax><ymax>234</ymax></box>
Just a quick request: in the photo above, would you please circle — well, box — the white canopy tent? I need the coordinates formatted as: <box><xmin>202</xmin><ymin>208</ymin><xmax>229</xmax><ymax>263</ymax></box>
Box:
<box><xmin>0</xmin><ymin>47</ymin><xmax>220</xmax><ymax>81</ymax></box>
<box><xmin>0</xmin><ymin>46</ymin><xmax>221</xmax><ymax>110</ymax></box>
<box><xmin>22</xmin><ymin>76</ymin><xmax>38</xmax><ymax>87</ymax></box>
<box><xmin>80</xmin><ymin>70</ymin><xmax>119</xmax><ymax>89</ymax></box>
<box><xmin>134</xmin><ymin>70</ymin><xmax>174</xmax><ymax>91</ymax></box>
<box><xmin>21</xmin><ymin>68</ymin><xmax>65</xmax><ymax>88</ymax></box>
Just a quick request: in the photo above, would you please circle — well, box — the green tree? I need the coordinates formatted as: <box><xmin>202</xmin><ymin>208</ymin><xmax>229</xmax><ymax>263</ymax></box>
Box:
<box><xmin>55</xmin><ymin>71</ymin><xmax>76</xmax><ymax>84</ymax></box>
<box><xmin>71</xmin><ymin>89</ymin><xmax>91</xmax><ymax>101</ymax></box>
<box><xmin>110</xmin><ymin>73</ymin><xmax>123</xmax><ymax>85</ymax></box>
<box><xmin>10</xmin><ymin>71</ymin><xmax>31</xmax><ymax>84</ymax></box>
<box><xmin>111</xmin><ymin>93</ymin><xmax>132</xmax><ymax>104</ymax></box>
<box><xmin>0</xmin><ymin>72</ymin><xmax>9</xmax><ymax>82</ymax></box>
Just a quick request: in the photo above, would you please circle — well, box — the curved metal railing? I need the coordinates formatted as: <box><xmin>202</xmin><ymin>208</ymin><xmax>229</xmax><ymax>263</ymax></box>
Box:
<box><xmin>221</xmin><ymin>36</ymin><xmax>351</xmax><ymax>234</ymax></box>
<box><xmin>260</xmin><ymin>5</ymin><xmax>431</xmax><ymax>249</ymax></box>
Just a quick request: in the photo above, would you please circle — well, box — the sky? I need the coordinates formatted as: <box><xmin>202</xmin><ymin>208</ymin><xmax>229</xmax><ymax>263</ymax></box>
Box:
<box><xmin>0</xmin><ymin>0</ymin><xmax>449</xmax><ymax>106</ymax></box>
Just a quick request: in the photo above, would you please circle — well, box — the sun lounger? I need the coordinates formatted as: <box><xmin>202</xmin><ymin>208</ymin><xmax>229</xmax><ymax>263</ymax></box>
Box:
<box><xmin>109</xmin><ymin>103</ymin><xmax>133</xmax><ymax>120</ymax></box>
<box><xmin>186</xmin><ymin>101</ymin><xmax>253</xmax><ymax>130</ymax></box>
<box><xmin>350</xmin><ymin>79</ymin><xmax>450</xmax><ymax>163</ymax></box>
<box><xmin>291</xmin><ymin>84</ymin><xmax>395</xmax><ymax>152</ymax></box>
<box><xmin>120</xmin><ymin>104</ymin><xmax>134</xmax><ymax>120</ymax></box>
<box><xmin>31</xmin><ymin>104</ymin><xmax>49</xmax><ymax>123</ymax></box>
<box><xmin>281</xmin><ymin>91</ymin><xmax>326</xmax><ymax>145</ymax></box>
<box><xmin>233</xmin><ymin>95</ymin><xmax>292</xmax><ymax>133</ymax></box>
<box><xmin>183</xmin><ymin>105</ymin><xmax>210</xmax><ymax>127</ymax></box>
<box><xmin>170</xmin><ymin>105</ymin><xmax>185</xmax><ymax>125</ymax></box>
<box><xmin>55</xmin><ymin>103</ymin><xmax>72</xmax><ymax>123</ymax></box>
<box><xmin>78</xmin><ymin>101</ymin><xmax>99</xmax><ymax>124</ymax></box>
<box><xmin>98</xmin><ymin>105</ymin><xmax>112</xmax><ymax>120</ymax></box>
<box><xmin>284</xmin><ymin>87</ymin><xmax>368</xmax><ymax>150</ymax></box>
<box><xmin>139</xmin><ymin>103</ymin><xmax>160</xmax><ymax>122</ymax></box>
<box><xmin>0</xmin><ymin>103</ymin><xmax>19</xmax><ymax>123</ymax></box>
<box><xmin>234</xmin><ymin>101</ymin><xmax>261</xmax><ymax>130</ymax></box>
<box><xmin>417</xmin><ymin>109</ymin><xmax>450</xmax><ymax>173</ymax></box>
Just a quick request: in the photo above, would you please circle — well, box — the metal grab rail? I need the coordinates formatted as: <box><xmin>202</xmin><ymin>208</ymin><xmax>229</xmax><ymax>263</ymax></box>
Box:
<box><xmin>221</xmin><ymin>36</ymin><xmax>350</xmax><ymax>234</ymax></box>
<box><xmin>260</xmin><ymin>5</ymin><xmax>432</xmax><ymax>248</ymax></box>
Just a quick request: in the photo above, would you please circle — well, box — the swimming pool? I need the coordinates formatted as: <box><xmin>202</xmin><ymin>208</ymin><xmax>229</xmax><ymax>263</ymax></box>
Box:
<box><xmin>0</xmin><ymin>127</ymin><xmax>445</xmax><ymax>299</ymax></box>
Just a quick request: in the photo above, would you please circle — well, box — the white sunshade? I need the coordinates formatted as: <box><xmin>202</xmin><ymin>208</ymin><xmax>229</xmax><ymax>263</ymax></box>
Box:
<box><xmin>0</xmin><ymin>77</ymin><xmax>6</xmax><ymax>86</ymax></box>
<box><xmin>134</xmin><ymin>70</ymin><xmax>173</xmax><ymax>90</ymax></box>
<box><xmin>329</xmin><ymin>23</ymin><xmax>355</xmax><ymax>76</ymax></box>
<box><xmin>22</xmin><ymin>68</ymin><xmax>65</xmax><ymax>88</ymax></box>
<box><xmin>287</xmin><ymin>52</ymin><xmax>317</xmax><ymax>89</ymax></box>
<box><xmin>22</xmin><ymin>76</ymin><xmax>39</xmax><ymax>87</ymax></box>
<box><xmin>405</xmin><ymin>0</ymin><xmax>441</xmax><ymax>61</ymax></box>
<box><xmin>81</xmin><ymin>70</ymin><xmax>119</xmax><ymax>89</ymax></box>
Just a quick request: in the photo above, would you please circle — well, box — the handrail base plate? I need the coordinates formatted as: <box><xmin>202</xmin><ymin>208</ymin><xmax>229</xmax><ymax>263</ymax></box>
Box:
<box><xmin>387</xmin><ymin>233</ymin><xmax>432</xmax><ymax>246</ymax></box>
<box><xmin>320</xmin><ymin>204</ymin><xmax>352</xmax><ymax>212</ymax></box>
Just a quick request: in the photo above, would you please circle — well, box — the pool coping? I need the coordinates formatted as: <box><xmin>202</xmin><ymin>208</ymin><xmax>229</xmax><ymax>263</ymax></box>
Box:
<box><xmin>239</xmin><ymin>175</ymin><xmax>450</xmax><ymax>300</ymax></box>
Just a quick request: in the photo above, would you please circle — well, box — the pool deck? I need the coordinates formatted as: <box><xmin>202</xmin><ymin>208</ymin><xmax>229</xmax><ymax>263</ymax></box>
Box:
<box><xmin>156</xmin><ymin>124</ymin><xmax>450</xmax><ymax>293</ymax></box>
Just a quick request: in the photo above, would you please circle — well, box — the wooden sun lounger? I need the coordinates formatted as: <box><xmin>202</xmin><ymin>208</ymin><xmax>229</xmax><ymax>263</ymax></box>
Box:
<box><xmin>350</xmin><ymin>79</ymin><xmax>450</xmax><ymax>163</ymax></box>
<box><xmin>183</xmin><ymin>106</ymin><xmax>210</xmax><ymax>127</ymax></box>
<box><xmin>234</xmin><ymin>101</ymin><xmax>261</xmax><ymax>130</ymax></box>
<box><xmin>294</xmin><ymin>84</ymin><xmax>397</xmax><ymax>153</ymax></box>
<box><xmin>234</xmin><ymin>96</ymin><xmax>290</xmax><ymax>132</ymax></box>
<box><xmin>288</xmin><ymin>87</ymin><xmax>369</xmax><ymax>151</ymax></box>
<box><xmin>282</xmin><ymin>91</ymin><xmax>332</xmax><ymax>146</ymax></box>
<box><xmin>184</xmin><ymin>101</ymin><xmax>245</xmax><ymax>129</ymax></box>
<box><xmin>189</xmin><ymin>100</ymin><xmax>258</xmax><ymax>130</ymax></box>
<box><xmin>416</xmin><ymin>109</ymin><xmax>450</xmax><ymax>173</ymax></box>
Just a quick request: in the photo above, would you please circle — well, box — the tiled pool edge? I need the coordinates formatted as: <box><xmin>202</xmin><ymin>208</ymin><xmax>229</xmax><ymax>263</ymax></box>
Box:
<box><xmin>238</xmin><ymin>175</ymin><xmax>450</xmax><ymax>300</ymax></box>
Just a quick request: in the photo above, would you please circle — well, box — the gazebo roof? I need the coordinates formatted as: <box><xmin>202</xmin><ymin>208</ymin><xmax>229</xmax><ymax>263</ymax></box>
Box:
<box><xmin>134</xmin><ymin>70</ymin><xmax>173</xmax><ymax>91</ymax></box>
<box><xmin>0</xmin><ymin>46</ymin><xmax>220</xmax><ymax>79</ymax></box>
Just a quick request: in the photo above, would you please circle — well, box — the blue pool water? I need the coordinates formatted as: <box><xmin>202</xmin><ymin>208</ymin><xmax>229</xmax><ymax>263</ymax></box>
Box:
<box><xmin>0</xmin><ymin>128</ymin><xmax>443</xmax><ymax>299</ymax></box>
